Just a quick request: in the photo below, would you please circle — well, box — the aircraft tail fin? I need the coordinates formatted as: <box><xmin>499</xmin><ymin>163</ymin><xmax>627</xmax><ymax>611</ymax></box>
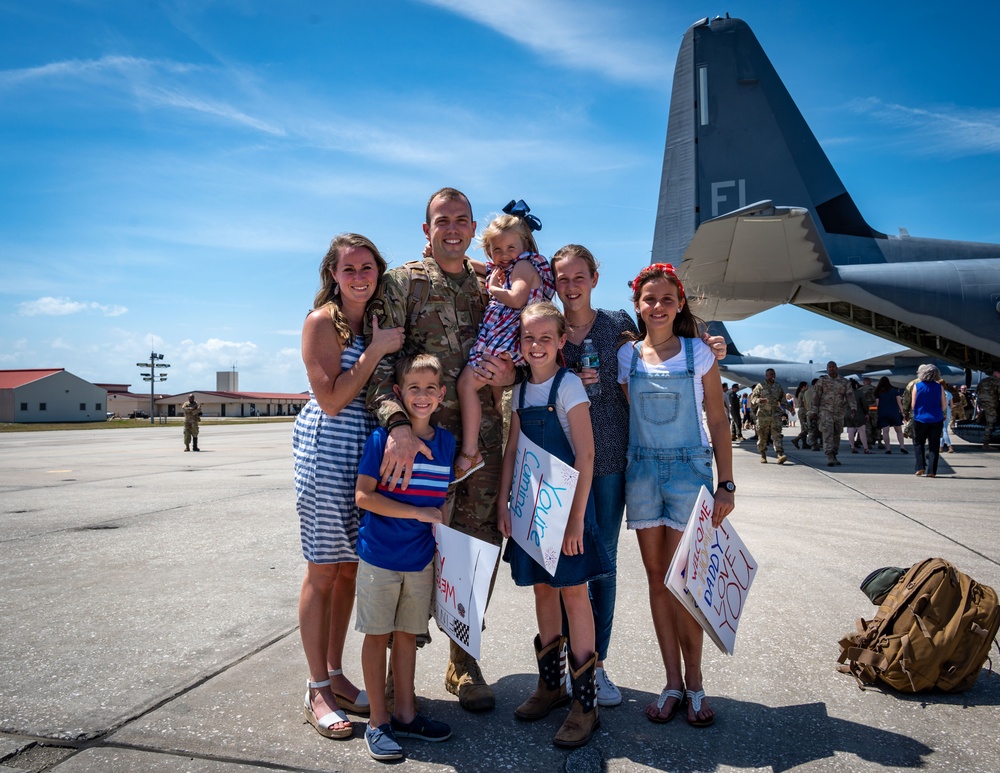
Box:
<box><xmin>652</xmin><ymin>16</ymin><xmax>883</xmax><ymax>268</ymax></box>
<box><xmin>706</xmin><ymin>320</ymin><xmax>742</xmax><ymax>357</ymax></box>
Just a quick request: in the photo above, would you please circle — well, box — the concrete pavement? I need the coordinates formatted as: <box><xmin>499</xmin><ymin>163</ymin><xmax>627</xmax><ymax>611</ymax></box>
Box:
<box><xmin>1</xmin><ymin>424</ymin><xmax>998</xmax><ymax>772</ymax></box>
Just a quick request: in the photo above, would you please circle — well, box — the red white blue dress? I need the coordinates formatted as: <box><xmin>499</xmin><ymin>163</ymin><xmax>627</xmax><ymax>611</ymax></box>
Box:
<box><xmin>467</xmin><ymin>252</ymin><xmax>555</xmax><ymax>368</ymax></box>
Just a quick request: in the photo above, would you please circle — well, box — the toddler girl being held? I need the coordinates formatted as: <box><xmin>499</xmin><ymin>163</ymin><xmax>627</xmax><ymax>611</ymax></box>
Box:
<box><xmin>455</xmin><ymin>200</ymin><xmax>554</xmax><ymax>481</ymax></box>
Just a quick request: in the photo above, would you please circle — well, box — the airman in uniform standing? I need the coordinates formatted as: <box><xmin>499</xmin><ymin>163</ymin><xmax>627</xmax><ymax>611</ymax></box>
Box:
<box><xmin>751</xmin><ymin>369</ymin><xmax>787</xmax><ymax>464</ymax></box>
<box><xmin>977</xmin><ymin>369</ymin><xmax>1000</xmax><ymax>448</ymax></box>
<box><xmin>182</xmin><ymin>393</ymin><xmax>202</xmax><ymax>452</ymax></box>
<box><xmin>809</xmin><ymin>362</ymin><xmax>854</xmax><ymax>466</ymax></box>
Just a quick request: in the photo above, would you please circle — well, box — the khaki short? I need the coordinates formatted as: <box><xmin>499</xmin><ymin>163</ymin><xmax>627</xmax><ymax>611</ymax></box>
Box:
<box><xmin>355</xmin><ymin>558</ymin><xmax>434</xmax><ymax>636</ymax></box>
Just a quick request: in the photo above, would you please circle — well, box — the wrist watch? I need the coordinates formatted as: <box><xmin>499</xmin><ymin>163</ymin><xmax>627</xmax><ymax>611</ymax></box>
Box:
<box><xmin>717</xmin><ymin>480</ymin><xmax>736</xmax><ymax>494</ymax></box>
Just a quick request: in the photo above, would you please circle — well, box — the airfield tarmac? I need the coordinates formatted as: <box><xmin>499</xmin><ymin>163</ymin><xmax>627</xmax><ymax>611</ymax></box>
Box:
<box><xmin>1</xmin><ymin>423</ymin><xmax>999</xmax><ymax>773</ymax></box>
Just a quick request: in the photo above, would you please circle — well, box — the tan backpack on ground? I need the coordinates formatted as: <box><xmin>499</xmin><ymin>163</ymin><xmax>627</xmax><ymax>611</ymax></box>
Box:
<box><xmin>838</xmin><ymin>557</ymin><xmax>1000</xmax><ymax>692</ymax></box>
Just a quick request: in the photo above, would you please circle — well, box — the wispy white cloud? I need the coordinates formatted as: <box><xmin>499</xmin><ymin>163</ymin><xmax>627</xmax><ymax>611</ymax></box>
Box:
<box><xmin>0</xmin><ymin>54</ymin><xmax>284</xmax><ymax>136</ymax></box>
<box><xmin>414</xmin><ymin>0</ymin><xmax>671</xmax><ymax>87</ymax></box>
<box><xmin>850</xmin><ymin>97</ymin><xmax>1000</xmax><ymax>156</ymax></box>
<box><xmin>746</xmin><ymin>339</ymin><xmax>830</xmax><ymax>363</ymax></box>
<box><xmin>18</xmin><ymin>297</ymin><xmax>128</xmax><ymax>317</ymax></box>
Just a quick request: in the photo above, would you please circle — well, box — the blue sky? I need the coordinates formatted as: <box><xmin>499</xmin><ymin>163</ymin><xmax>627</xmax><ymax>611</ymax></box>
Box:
<box><xmin>2</xmin><ymin>1</ymin><xmax>998</xmax><ymax>394</ymax></box>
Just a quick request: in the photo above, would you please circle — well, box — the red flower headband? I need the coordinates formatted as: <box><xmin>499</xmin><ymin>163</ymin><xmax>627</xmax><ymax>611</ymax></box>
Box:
<box><xmin>628</xmin><ymin>263</ymin><xmax>685</xmax><ymax>299</ymax></box>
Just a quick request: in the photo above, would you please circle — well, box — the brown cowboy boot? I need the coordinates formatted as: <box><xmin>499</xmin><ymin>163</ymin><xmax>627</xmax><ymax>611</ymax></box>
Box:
<box><xmin>553</xmin><ymin>651</ymin><xmax>600</xmax><ymax>748</ymax></box>
<box><xmin>514</xmin><ymin>634</ymin><xmax>570</xmax><ymax>721</ymax></box>
<box><xmin>445</xmin><ymin>638</ymin><xmax>495</xmax><ymax>712</ymax></box>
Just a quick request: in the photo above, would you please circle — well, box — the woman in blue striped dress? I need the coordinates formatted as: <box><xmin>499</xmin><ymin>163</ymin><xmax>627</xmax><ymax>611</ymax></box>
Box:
<box><xmin>293</xmin><ymin>233</ymin><xmax>405</xmax><ymax>739</ymax></box>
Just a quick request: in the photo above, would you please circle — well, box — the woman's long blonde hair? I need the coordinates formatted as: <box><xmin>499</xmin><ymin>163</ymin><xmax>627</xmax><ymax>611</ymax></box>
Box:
<box><xmin>313</xmin><ymin>233</ymin><xmax>387</xmax><ymax>346</ymax></box>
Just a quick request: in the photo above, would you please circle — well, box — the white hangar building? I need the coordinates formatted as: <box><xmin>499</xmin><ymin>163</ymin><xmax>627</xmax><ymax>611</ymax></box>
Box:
<box><xmin>0</xmin><ymin>369</ymin><xmax>107</xmax><ymax>423</ymax></box>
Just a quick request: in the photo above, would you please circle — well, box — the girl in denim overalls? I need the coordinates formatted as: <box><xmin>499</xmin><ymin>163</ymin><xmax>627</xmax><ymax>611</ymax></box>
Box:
<box><xmin>498</xmin><ymin>302</ymin><xmax>613</xmax><ymax>748</ymax></box>
<box><xmin>617</xmin><ymin>264</ymin><xmax>735</xmax><ymax>728</ymax></box>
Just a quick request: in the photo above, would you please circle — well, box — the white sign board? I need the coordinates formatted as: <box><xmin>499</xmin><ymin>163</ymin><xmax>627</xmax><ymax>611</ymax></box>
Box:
<box><xmin>508</xmin><ymin>433</ymin><xmax>579</xmax><ymax>576</ymax></box>
<box><xmin>665</xmin><ymin>486</ymin><xmax>757</xmax><ymax>655</ymax></box>
<box><xmin>432</xmin><ymin>524</ymin><xmax>500</xmax><ymax>660</ymax></box>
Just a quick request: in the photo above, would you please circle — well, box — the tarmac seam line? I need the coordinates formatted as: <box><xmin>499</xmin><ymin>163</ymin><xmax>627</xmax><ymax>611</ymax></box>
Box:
<box><xmin>791</xmin><ymin>452</ymin><xmax>1000</xmax><ymax>569</ymax></box>
<box><xmin>4</xmin><ymin>624</ymin><xmax>301</xmax><ymax>765</ymax></box>
<box><xmin>0</xmin><ymin>484</ymin><xmax>292</xmax><ymax>546</ymax></box>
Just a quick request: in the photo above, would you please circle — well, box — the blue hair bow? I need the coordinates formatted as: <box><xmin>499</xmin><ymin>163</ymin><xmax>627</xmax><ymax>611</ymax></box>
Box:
<box><xmin>502</xmin><ymin>199</ymin><xmax>542</xmax><ymax>232</ymax></box>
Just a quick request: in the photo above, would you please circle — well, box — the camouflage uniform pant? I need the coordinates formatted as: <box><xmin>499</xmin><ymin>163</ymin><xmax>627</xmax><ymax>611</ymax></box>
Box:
<box><xmin>756</xmin><ymin>415</ymin><xmax>785</xmax><ymax>456</ymax></box>
<box><xmin>795</xmin><ymin>408</ymin><xmax>808</xmax><ymax>444</ymax></box>
<box><xmin>442</xmin><ymin>407</ymin><xmax>504</xmax><ymax>548</ymax></box>
<box><xmin>183</xmin><ymin>421</ymin><xmax>199</xmax><ymax>446</ymax></box>
<box><xmin>984</xmin><ymin>408</ymin><xmax>997</xmax><ymax>445</ymax></box>
<box><xmin>817</xmin><ymin>411</ymin><xmax>844</xmax><ymax>456</ymax></box>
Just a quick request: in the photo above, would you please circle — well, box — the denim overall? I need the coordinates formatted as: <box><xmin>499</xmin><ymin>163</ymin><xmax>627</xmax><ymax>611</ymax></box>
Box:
<box><xmin>504</xmin><ymin>368</ymin><xmax>613</xmax><ymax>588</ymax></box>
<box><xmin>624</xmin><ymin>338</ymin><xmax>714</xmax><ymax>531</ymax></box>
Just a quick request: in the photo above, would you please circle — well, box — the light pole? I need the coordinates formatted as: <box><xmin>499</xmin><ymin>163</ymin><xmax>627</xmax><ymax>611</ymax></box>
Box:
<box><xmin>137</xmin><ymin>352</ymin><xmax>170</xmax><ymax>425</ymax></box>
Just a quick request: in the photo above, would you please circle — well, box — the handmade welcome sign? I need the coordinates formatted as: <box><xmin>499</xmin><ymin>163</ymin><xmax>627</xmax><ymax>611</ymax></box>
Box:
<box><xmin>665</xmin><ymin>486</ymin><xmax>757</xmax><ymax>654</ymax></box>
<box><xmin>432</xmin><ymin>523</ymin><xmax>500</xmax><ymax>660</ymax></box>
<box><xmin>509</xmin><ymin>433</ymin><xmax>578</xmax><ymax>576</ymax></box>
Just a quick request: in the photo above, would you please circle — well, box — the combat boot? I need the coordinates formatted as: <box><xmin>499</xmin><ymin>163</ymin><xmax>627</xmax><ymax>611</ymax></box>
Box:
<box><xmin>553</xmin><ymin>652</ymin><xmax>599</xmax><ymax>748</ymax></box>
<box><xmin>445</xmin><ymin>639</ymin><xmax>495</xmax><ymax>712</ymax></box>
<box><xmin>184</xmin><ymin>444</ymin><xmax>190</xmax><ymax>452</ymax></box>
<box><xmin>192</xmin><ymin>437</ymin><xmax>200</xmax><ymax>452</ymax></box>
<box><xmin>791</xmin><ymin>437</ymin><xmax>800</xmax><ymax>449</ymax></box>
<box><xmin>514</xmin><ymin>634</ymin><xmax>569</xmax><ymax>721</ymax></box>
<box><xmin>760</xmin><ymin>453</ymin><xmax>767</xmax><ymax>463</ymax></box>
<box><xmin>777</xmin><ymin>454</ymin><xmax>788</xmax><ymax>464</ymax></box>
<box><xmin>826</xmin><ymin>453</ymin><xmax>837</xmax><ymax>467</ymax></box>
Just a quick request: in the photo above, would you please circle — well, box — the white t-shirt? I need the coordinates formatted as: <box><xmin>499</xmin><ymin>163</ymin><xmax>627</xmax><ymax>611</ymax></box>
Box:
<box><xmin>617</xmin><ymin>337</ymin><xmax>715</xmax><ymax>446</ymax></box>
<box><xmin>518</xmin><ymin>370</ymin><xmax>589</xmax><ymax>456</ymax></box>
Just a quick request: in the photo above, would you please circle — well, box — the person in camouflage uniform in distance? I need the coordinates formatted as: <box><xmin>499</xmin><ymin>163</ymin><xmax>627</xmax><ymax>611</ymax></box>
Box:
<box><xmin>977</xmin><ymin>369</ymin><xmax>1000</xmax><ymax>448</ymax></box>
<box><xmin>751</xmin><ymin>369</ymin><xmax>787</xmax><ymax>464</ymax></box>
<box><xmin>365</xmin><ymin>188</ymin><xmax>513</xmax><ymax>714</ymax></box>
<box><xmin>808</xmin><ymin>362</ymin><xmax>855</xmax><ymax>466</ymax></box>
<box><xmin>952</xmin><ymin>385</ymin><xmax>968</xmax><ymax>427</ymax></box>
<box><xmin>859</xmin><ymin>377</ymin><xmax>880</xmax><ymax>449</ymax></box>
<box><xmin>182</xmin><ymin>393</ymin><xmax>202</xmax><ymax>452</ymax></box>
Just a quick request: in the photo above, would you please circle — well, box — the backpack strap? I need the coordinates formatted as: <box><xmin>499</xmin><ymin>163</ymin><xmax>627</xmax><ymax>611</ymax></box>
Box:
<box><xmin>403</xmin><ymin>259</ymin><xmax>431</xmax><ymax>329</ymax></box>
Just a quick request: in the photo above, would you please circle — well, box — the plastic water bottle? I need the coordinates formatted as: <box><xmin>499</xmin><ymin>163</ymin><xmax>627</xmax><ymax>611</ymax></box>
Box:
<box><xmin>581</xmin><ymin>338</ymin><xmax>601</xmax><ymax>399</ymax></box>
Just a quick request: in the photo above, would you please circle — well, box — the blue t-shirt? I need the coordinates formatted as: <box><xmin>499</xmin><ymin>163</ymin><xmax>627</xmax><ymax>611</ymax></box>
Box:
<box><xmin>356</xmin><ymin>425</ymin><xmax>455</xmax><ymax>572</ymax></box>
<box><xmin>913</xmin><ymin>381</ymin><xmax>944</xmax><ymax>423</ymax></box>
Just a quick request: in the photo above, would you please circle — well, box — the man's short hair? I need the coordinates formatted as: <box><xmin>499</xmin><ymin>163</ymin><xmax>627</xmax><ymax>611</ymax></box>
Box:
<box><xmin>425</xmin><ymin>187</ymin><xmax>472</xmax><ymax>225</ymax></box>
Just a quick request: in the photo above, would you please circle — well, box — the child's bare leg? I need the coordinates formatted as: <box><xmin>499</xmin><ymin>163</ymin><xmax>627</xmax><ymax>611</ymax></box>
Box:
<box><xmin>534</xmin><ymin>584</ymin><xmax>562</xmax><ymax>647</ymax></box>
<box><xmin>456</xmin><ymin>365</ymin><xmax>484</xmax><ymax>478</ymax></box>
<box><xmin>561</xmin><ymin>584</ymin><xmax>596</xmax><ymax>665</ymax></box>
<box><xmin>362</xmin><ymin>633</ymin><xmax>391</xmax><ymax>729</ymax></box>
<box><xmin>389</xmin><ymin>632</ymin><xmax>418</xmax><ymax>723</ymax></box>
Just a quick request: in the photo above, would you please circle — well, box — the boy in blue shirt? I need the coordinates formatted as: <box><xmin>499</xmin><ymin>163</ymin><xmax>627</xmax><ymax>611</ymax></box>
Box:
<box><xmin>355</xmin><ymin>353</ymin><xmax>455</xmax><ymax>761</ymax></box>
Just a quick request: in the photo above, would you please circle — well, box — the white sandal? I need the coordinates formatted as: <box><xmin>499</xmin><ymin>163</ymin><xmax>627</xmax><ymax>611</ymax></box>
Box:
<box><xmin>328</xmin><ymin>668</ymin><xmax>369</xmax><ymax>715</ymax></box>
<box><xmin>304</xmin><ymin>679</ymin><xmax>352</xmax><ymax>739</ymax></box>
<box><xmin>684</xmin><ymin>688</ymin><xmax>715</xmax><ymax>728</ymax></box>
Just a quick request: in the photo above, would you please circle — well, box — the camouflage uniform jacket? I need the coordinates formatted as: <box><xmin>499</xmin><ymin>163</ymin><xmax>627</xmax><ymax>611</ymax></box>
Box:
<box><xmin>977</xmin><ymin>376</ymin><xmax>999</xmax><ymax>414</ymax></box>
<box><xmin>365</xmin><ymin>257</ymin><xmax>498</xmax><ymax>442</ymax></box>
<box><xmin>750</xmin><ymin>381</ymin><xmax>785</xmax><ymax>418</ymax></box>
<box><xmin>809</xmin><ymin>375</ymin><xmax>853</xmax><ymax>418</ymax></box>
<box><xmin>900</xmin><ymin>378</ymin><xmax>919</xmax><ymax>418</ymax></box>
<box><xmin>182</xmin><ymin>401</ymin><xmax>201</xmax><ymax>424</ymax></box>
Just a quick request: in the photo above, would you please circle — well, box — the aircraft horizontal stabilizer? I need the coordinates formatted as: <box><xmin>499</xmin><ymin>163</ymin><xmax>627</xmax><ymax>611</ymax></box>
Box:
<box><xmin>678</xmin><ymin>202</ymin><xmax>832</xmax><ymax>320</ymax></box>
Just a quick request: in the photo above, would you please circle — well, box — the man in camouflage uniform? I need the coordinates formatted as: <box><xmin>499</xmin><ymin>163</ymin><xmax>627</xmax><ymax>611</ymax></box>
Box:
<box><xmin>751</xmin><ymin>369</ymin><xmax>787</xmax><ymax>464</ymax></box>
<box><xmin>728</xmin><ymin>384</ymin><xmax>744</xmax><ymax>440</ymax></box>
<box><xmin>366</xmin><ymin>187</ymin><xmax>512</xmax><ymax>713</ymax></box>
<box><xmin>977</xmin><ymin>368</ymin><xmax>1000</xmax><ymax>448</ymax></box>
<box><xmin>182</xmin><ymin>393</ymin><xmax>202</xmax><ymax>452</ymax></box>
<box><xmin>808</xmin><ymin>362</ymin><xmax>855</xmax><ymax>466</ymax></box>
<box><xmin>952</xmin><ymin>385</ymin><xmax>968</xmax><ymax>427</ymax></box>
<box><xmin>859</xmin><ymin>377</ymin><xmax>880</xmax><ymax>449</ymax></box>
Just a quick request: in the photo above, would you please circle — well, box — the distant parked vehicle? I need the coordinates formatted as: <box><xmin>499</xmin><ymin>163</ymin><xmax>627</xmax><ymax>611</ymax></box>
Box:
<box><xmin>128</xmin><ymin>410</ymin><xmax>149</xmax><ymax>419</ymax></box>
<box><xmin>106</xmin><ymin>412</ymin><xmax>115</xmax><ymax>420</ymax></box>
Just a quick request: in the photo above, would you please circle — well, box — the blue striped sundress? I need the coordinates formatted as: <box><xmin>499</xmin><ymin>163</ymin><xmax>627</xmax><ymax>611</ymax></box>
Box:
<box><xmin>292</xmin><ymin>335</ymin><xmax>376</xmax><ymax>564</ymax></box>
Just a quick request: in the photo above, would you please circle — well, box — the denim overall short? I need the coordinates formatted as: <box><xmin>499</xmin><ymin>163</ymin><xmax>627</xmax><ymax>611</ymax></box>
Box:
<box><xmin>503</xmin><ymin>368</ymin><xmax>613</xmax><ymax>588</ymax></box>
<box><xmin>624</xmin><ymin>338</ymin><xmax>714</xmax><ymax>531</ymax></box>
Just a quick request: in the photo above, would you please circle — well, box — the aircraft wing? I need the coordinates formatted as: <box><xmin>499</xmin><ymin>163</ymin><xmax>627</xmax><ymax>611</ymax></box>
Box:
<box><xmin>678</xmin><ymin>202</ymin><xmax>833</xmax><ymax>320</ymax></box>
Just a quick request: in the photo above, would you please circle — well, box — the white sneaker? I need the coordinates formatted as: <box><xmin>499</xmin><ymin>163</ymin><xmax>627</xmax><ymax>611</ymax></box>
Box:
<box><xmin>595</xmin><ymin>666</ymin><xmax>622</xmax><ymax>707</ymax></box>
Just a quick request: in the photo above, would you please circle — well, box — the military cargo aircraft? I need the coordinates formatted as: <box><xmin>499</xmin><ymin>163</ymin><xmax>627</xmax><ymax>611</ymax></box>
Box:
<box><xmin>652</xmin><ymin>16</ymin><xmax>1000</xmax><ymax>377</ymax></box>
<box><xmin>708</xmin><ymin>321</ymin><xmax>824</xmax><ymax>388</ymax></box>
